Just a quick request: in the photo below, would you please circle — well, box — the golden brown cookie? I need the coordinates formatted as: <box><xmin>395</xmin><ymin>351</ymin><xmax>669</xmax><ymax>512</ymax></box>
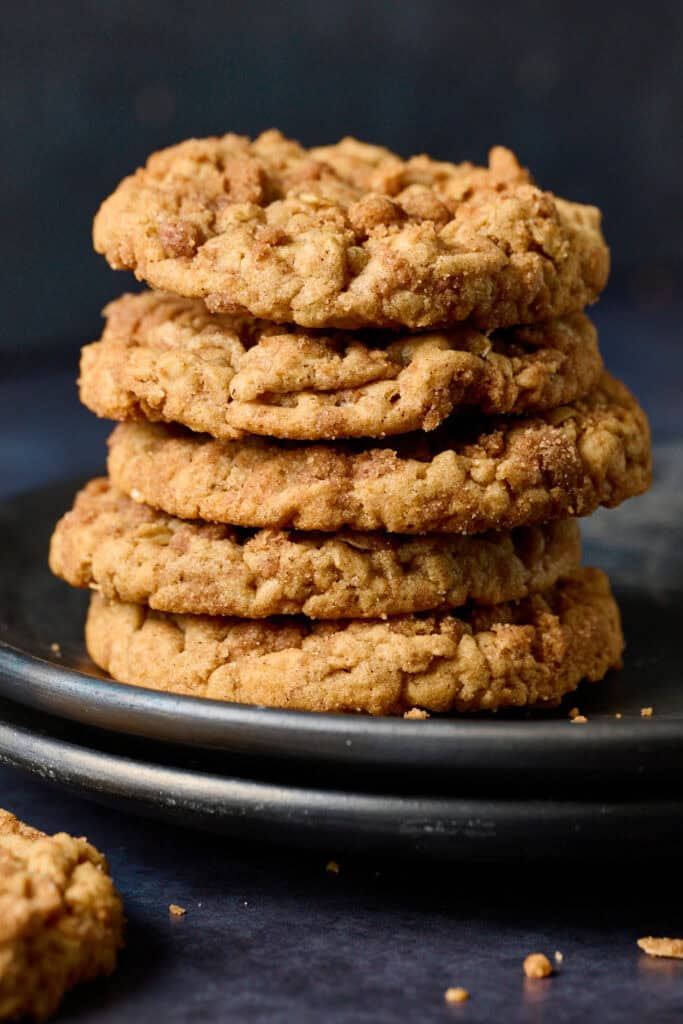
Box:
<box><xmin>93</xmin><ymin>132</ymin><xmax>609</xmax><ymax>331</ymax></box>
<box><xmin>0</xmin><ymin>810</ymin><xmax>124</xmax><ymax>1022</ymax></box>
<box><xmin>107</xmin><ymin>373</ymin><xmax>651</xmax><ymax>535</ymax></box>
<box><xmin>80</xmin><ymin>292</ymin><xmax>603</xmax><ymax>440</ymax></box>
<box><xmin>85</xmin><ymin>568</ymin><xmax>623</xmax><ymax>715</ymax></box>
<box><xmin>50</xmin><ymin>479</ymin><xmax>581</xmax><ymax>619</ymax></box>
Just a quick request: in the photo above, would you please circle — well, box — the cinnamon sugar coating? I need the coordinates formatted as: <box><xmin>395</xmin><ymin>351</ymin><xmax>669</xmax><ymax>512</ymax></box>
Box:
<box><xmin>93</xmin><ymin>132</ymin><xmax>609</xmax><ymax>330</ymax></box>
<box><xmin>85</xmin><ymin>568</ymin><xmax>623</xmax><ymax>715</ymax></box>
<box><xmin>50</xmin><ymin>479</ymin><xmax>581</xmax><ymax>619</ymax></box>
<box><xmin>80</xmin><ymin>291</ymin><xmax>603</xmax><ymax>440</ymax></box>
<box><xmin>107</xmin><ymin>373</ymin><xmax>651</xmax><ymax>534</ymax></box>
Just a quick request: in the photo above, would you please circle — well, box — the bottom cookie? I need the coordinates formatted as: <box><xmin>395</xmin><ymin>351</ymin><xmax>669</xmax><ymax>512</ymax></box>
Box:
<box><xmin>0</xmin><ymin>810</ymin><xmax>124</xmax><ymax>1022</ymax></box>
<box><xmin>86</xmin><ymin>568</ymin><xmax>623</xmax><ymax>716</ymax></box>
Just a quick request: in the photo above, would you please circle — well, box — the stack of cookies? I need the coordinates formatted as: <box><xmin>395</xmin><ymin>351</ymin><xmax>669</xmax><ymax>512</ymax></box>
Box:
<box><xmin>49</xmin><ymin>132</ymin><xmax>652</xmax><ymax>716</ymax></box>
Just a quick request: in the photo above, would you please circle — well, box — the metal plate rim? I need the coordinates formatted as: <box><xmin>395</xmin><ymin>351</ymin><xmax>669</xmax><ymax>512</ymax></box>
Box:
<box><xmin>1</xmin><ymin>703</ymin><xmax>682</xmax><ymax>860</ymax></box>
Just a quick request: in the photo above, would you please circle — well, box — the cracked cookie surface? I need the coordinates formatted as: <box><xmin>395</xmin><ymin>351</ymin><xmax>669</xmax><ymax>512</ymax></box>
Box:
<box><xmin>93</xmin><ymin>132</ymin><xmax>609</xmax><ymax>330</ymax></box>
<box><xmin>0</xmin><ymin>810</ymin><xmax>124</xmax><ymax>1022</ymax></box>
<box><xmin>80</xmin><ymin>291</ymin><xmax>603</xmax><ymax>440</ymax></box>
<box><xmin>50</xmin><ymin>479</ymin><xmax>581</xmax><ymax>619</ymax></box>
<box><xmin>85</xmin><ymin>568</ymin><xmax>623</xmax><ymax>715</ymax></box>
<box><xmin>107</xmin><ymin>373</ymin><xmax>651</xmax><ymax>534</ymax></box>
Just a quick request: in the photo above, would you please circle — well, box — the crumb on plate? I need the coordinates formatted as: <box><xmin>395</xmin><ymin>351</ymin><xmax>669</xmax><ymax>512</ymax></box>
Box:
<box><xmin>169</xmin><ymin>904</ymin><xmax>186</xmax><ymax>916</ymax></box>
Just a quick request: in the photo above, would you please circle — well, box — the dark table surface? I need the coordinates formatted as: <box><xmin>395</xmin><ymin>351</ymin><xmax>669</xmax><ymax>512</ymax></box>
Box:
<box><xmin>2</xmin><ymin>300</ymin><xmax>682</xmax><ymax>1022</ymax></box>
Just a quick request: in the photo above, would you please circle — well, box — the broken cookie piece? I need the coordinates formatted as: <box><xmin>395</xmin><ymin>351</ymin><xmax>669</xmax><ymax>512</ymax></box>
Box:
<box><xmin>0</xmin><ymin>809</ymin><xmax>124</xmax><ymax>1022</ymax></box>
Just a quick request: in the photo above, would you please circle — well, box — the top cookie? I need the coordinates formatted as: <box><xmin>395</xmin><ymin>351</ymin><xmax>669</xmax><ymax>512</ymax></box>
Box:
<box><xmin>93</xmin><ymin>131</ymin><xmax>609</xmax><ymax>331</ymax></box>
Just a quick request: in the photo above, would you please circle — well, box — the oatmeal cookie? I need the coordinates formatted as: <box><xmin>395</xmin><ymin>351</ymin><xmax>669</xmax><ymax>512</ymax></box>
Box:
<box><xmin>0</xmin><ymin>810</ymin><xmax>123</xmax><ymax>1022</ymax></box>
<box><xmin>50</xmin><ymin>479</ymin><xmax>581</xmax><ymax>619</ymax></box>
<box><xmin>85</xmin><ymin>568</ymin><xmax>623</xmax><ymax>715</ymax></box>
<box><xmin>93</xmin><ymin>132</ymin><xmax>609</xmax><ymax>331</ymax></box>
<box><xmin>107</xmin><ymin>373</ymin><xmax>650</xmax><ymax>534</ymax></box>
<box><xmin>80</xmin><ymin>292</ymin><xmax>603</xmax><ymax>440</ymax></box>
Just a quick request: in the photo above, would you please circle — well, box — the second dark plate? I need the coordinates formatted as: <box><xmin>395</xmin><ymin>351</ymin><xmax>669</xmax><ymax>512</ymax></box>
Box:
<box><xmin>1</xmin><ymin>697</ymin><xmax>682</xmax><ymax>861</ymax></box>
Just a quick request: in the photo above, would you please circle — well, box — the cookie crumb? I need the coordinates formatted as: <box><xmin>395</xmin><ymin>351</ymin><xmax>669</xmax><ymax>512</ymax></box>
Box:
<box><xmin>444</xmin><ymin>987</ymin><xmax>469</xmax><ymax>1004</ymax></box>
<box><xmin>568</xmin><ymin>707</ymin><xmax>580</xmax><ymax>720</ymax></box>
<box><xmin>326</xmin><ymin>860</ymin><xmax>340</xmax><ymax>875</ymax></box>
<box><xmin>615</xmin><ymin>712</ymin><xmax>623</xmax><ymax>719</ymax></box>
<box><xmin>554</xmin><ymin>950</ymin><xmax>564</xmax><ymax>964</ymax></box>
<box><xmin>169</xmin><ymin>904</ymin><xmax>186</xmax><ymax>916</ymax></box>
<box><xmin>50</xmin><ymin>642</ymin><xmax>62</xmax><ymax>656</ymax></box>
<box><xmin>637</xmin><ymin>936</ymin><xmax>683</xmax><ymax>958</ymax></box>
<box><xmin>570</xmin><ymin>715</ymin><xmax>588</xmax><ymax>724</ymax></box>
<box><xmin>404</xmin><ymin>708</ymin><xmax>430</xmax><ymax>720</ymax></box>
<box><xmin>640</xmin><ymin>707</ymin><xmax>653</xmax><ymax>717</ymax></box>
<box><xmin>523</xmin><ymin>953</ymin><xmax>553</xmax><ymax>979</ymax></box>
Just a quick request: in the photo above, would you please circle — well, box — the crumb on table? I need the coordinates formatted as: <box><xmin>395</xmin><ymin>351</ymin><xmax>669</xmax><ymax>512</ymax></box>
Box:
<box><xmin>637</xmin><ymin>936</ymin><xmax>683</xmax><ymax>958</ymax></box>
<box><xmin>615</xmin><ymin>712</ymin><xmax>623</xmax><ymax>719</ymax></box>
<box><xmin>554</xmin><ymin>950</ymin><xmax>564</xmax><ymax>964</ymax></box>
<box><xmin>570</xmin><ymin>715</ymin><xmax>588</xmax><ymax>724</ymax></box>
<box><xmin>50</xmin><ymin>642</ymin><xmax>62</xmax><ymax>656</ymax></box>
<box><xmin>325</xmin><ymin>860</ymin><xmax>340</xmax><ymax>875</ymax></box>
<box><xmin>404</xmin><ymin>707</ymin><xmax>430</xmax><ymax>720</ymax></box>
<box><xmin>169</xmin><ymin>904</ymin><xmax>186</xmax><ymax>916</ymax></box>
<box><xmin>568</xmin><ymin>707</ymin><xmax>580</xmax><ymax>719</ymax></box>
<box><xmin>640</xmin><ymin>707</ymin><xmax>653</xmax><ymax>718</ymax></box>
<box><xmin>523</xmin><ymin>953</ymin><xmax>553</xmax><ymax>979</ymax></box>
<box><xmin>444</xmin><ymin>987</ymin><xmax>469</xmax><ymax>1004</ymax></box>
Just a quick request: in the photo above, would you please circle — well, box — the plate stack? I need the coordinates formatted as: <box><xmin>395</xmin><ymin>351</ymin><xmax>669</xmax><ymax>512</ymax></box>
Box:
<box><xmin>49</xmin><ymin>131</ymin><xmax>651</xmax><ymax>718</ymax></box>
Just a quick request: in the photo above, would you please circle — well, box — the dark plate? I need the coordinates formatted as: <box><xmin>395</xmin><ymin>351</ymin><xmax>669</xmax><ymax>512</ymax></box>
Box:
<box><xmin>0</xmin><ymin>697</ymin><xmax>682</xmax><ymax>861</ymax></box>
<box><xmin>1</xmin><ymin>459</ymin><xmax>682</xmax><ymax>796</ymax></box>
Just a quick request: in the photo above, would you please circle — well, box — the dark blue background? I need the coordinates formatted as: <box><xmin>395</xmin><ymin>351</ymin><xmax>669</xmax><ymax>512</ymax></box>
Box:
<box><xmin>2</xmin><ymin>0</ymin><xmax>682</xmax><ymax>355</ymax></box>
